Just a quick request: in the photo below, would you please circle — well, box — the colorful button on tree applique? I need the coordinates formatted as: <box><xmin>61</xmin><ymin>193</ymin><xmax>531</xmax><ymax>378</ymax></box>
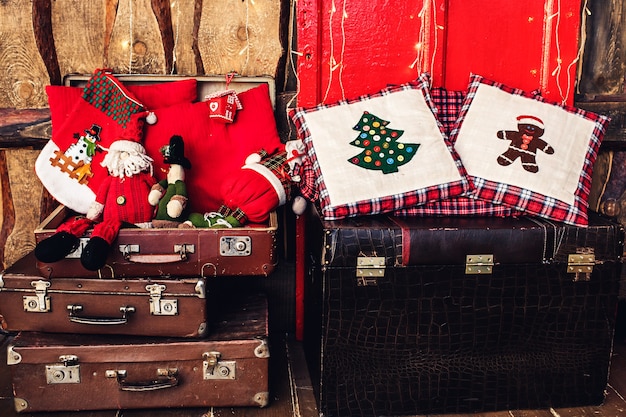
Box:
<box><xmin>348</xmin><ymin>111</ymin><xmax>419</xmax><ymax>174</ymax></box>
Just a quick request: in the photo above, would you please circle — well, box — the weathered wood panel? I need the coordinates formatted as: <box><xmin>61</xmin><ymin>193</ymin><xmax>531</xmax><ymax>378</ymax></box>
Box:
<box><xmin>578</xmin><ymin>0</ymin><xmax>626</xmax><ymax>96</ymax></box>
<box><xmin>0</xmin><ymin>0</ymin><xmax>50</xmax><ymax>108</ymax></box>
<box><xmin>0</xmin><ymin>149</ymin><xmax>43</xmax><ymax>270</ymax></box>
<box><xmin>199</xmin><ymin>0</ymin><xmax>283</xmax><ymax>76</ymax></box>
<box><xmin>575</xmin><ymin>0</ymin><xmax>626</xmax><ymax>147</ymax></box>
<box><xmin>108</xmin><ymin>0</ymin><xmax>167</xmax><ymax>73</ymax></box>
<box><xmin>0</xmin><ymin>0</ymin><xmax>284</xmax><ymax>110</ymax></box>
<box><xmin>51</xmin><ymin>0</ymin><xmax>106</xmax><ymax>75</ymax></box>
<box><xmin>170</xmin><ymin>0</ymin><xmax>204</xmax><ymax>74</ymax></box>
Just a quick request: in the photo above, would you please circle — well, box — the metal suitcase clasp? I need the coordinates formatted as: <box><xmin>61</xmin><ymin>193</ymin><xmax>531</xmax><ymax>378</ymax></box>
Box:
<box><xmin>356</xmin><ymin>256</ymin><xmax>385</xmax><ymax>286</ymax></box>
<box><xmin>568</xmin><ymin>247</ymin><xmax>596</xmax><ymax>282</ymax></box>
<box><xmin>46</xmin><ymin>355</ymin><xmax>81</xmax><ymax>384</ymax></box>
<box><xmin>203</xmin><ymin>351</ymin><xmax>236</xmax><ymax>380</ymax></box>
<box><xmin>23</xmin><ymin>280</ymin><xmax>51</xmax><ymax>312</ymax></box>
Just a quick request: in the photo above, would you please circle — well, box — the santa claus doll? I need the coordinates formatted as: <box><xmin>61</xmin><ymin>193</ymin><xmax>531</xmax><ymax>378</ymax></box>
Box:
<box><xmin>35</xmin><ymin>138</ymin><xmax>156</xmax><ymax>271</ymax></box>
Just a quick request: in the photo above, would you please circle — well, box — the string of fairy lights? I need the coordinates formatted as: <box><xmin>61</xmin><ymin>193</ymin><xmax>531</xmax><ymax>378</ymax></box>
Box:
<box><xmin>575</xmin><ymin>0</ymin><xmax>591</xmax><ymax>96</ymax></box>
<box><xmin>543</xmin><ymin>0</ymin><xmax>590</xmax><ymax>105</ymax></box>
<box><xmin>124</xmin><ymin>0</ymin><xmax>588</xmax><ymax>107</ymax></box>
<box><xmin>409</xmin><ymin>0</ymin><xmax>439</xmax><ymax>83</ymax></box>
<box><xmin>299</xmin><ymin>0</ymin><xmax>585</xmax><ymax>107</ymax></box>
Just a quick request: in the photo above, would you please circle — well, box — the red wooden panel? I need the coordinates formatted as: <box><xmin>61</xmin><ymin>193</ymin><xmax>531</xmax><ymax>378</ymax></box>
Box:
<box><xmin>443</xmin><ymin>0</ymin><xmax>582</xmax><ymax>105</ymax></box>
<box><xmin>297</xmin><ymin>0</ymin><xmax>445</xmax><ymax>105</ymax></box>
<box><xmin>297</xmin><ymin>0</ymin><xmax>582</xmax><ymax>106</ymax></box>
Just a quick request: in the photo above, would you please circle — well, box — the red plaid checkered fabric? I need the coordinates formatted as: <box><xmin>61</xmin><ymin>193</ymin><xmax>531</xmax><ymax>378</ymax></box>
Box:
<box><xmin>450</xmin><ymin>74</ymin><xmax>610</xmax><ymax>226</ymax></box>
<box><xmin>290</xmin><ymin>73</ymin><xmax>473</xmax><ymax>220</ymax></box>
<box><xmin>396</xmin><ymin>85</ymin><xmax>521</xmax><ymax>218</ymax></box>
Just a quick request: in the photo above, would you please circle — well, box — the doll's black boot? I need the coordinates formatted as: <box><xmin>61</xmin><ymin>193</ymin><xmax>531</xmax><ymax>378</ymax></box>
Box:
<box><xmin>34</xmin><ymin>232</ymin><xmax>79</xmax><ymax>263</ymax></box>
<box><xmin>80</xmin><ymin>237</ymin><xmax>110</xmax><ymax>271</ymax></box>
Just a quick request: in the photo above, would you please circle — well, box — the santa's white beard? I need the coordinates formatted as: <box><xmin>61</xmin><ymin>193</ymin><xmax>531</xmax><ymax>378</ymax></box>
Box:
<box><xmin>102</xmin><ymin>151</ymin><xmax>153</xmax><ymax>178</ymax></box>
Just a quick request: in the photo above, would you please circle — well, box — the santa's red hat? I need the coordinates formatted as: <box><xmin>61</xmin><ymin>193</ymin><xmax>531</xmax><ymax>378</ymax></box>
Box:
<box><xmin>242</xmin><ymin>141</ymin><xmax>306</xmax><ymax>206</ymax></box>
<box><xmin>516</xmin><ymin>115</ymin><xmax>544</xmax><ymax>129</ymax></box>
<box><xmin>244</xmin><ymin>153</ymin><xmax>291</xmax><ymax>206</ymax></box>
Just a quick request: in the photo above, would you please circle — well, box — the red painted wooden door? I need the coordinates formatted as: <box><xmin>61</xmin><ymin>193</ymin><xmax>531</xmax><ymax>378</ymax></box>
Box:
<box><xmin>296</xmin><ymin>0</ymin><xmax>582</xmax><ymax>106</ymax></box>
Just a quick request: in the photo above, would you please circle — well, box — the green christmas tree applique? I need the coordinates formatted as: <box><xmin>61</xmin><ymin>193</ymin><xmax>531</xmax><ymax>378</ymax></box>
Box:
<box><xmin>347</xmin><ymin>111</ymin><xmax>419</xmax><ymax>174</ymax></box>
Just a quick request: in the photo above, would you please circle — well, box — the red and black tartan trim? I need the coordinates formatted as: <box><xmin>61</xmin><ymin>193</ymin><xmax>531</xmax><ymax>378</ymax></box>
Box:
<box><xmin>450</xmin><ymin>74</ymin><xmax>610</xmax><ymax>226</ymax></box>
<box><xmin>292</xmin><ymin>162</ymin><xmax>318</xmax><ymax>201</ymax></box>
<box><xmin>230</xmin><ymin>207</ymin><xmax>247</xmax><ymax>223</ymax></box>
<box><xmin>263</xmin><ymin>151</ymin><xmax>293</xmax><ymax>200</ymax></box>
<box><xmin>82</xmin><ymin>70</ymin><xmax>144</xmax><ymax>129</ymax></box>
<box><xmin>400</xmin><ymin>85</ymin><xmax>523</xmax><ymax>217</ymax></box>
<box><xmin>395</xmin><ymin>197</ymin><xmax>522</xmax><ymax>217</ymax></box>
<box><xmin>289</xmin><ymin>72</ymin><xmax>473</xmax><ymax>220</ymax></box>
<box><xmin>429</xmin><ymin>86</ymin><xmax>465</xmax><ymax>137</ymax></box>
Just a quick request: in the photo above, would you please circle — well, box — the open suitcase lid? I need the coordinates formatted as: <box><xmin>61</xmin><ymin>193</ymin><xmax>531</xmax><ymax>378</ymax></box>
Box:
<box><xmin>64</xmin><ymin>73</ymin><xmax>276</xmax><ymax>108</ymax></box>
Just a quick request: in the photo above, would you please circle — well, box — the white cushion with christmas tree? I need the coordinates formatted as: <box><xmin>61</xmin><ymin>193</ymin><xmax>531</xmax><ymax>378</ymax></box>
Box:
<box><xmin>289</xmin><ymin>73</ymin><xmax>473</xmax><ymax>220</ymax></box>
<box><xmin>450</xmin><ymin>74</ymin><xmax>610</xmax><ymax>226</ymax></box>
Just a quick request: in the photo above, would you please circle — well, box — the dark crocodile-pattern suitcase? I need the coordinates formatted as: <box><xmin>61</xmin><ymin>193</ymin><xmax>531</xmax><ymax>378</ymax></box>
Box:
<box><xmin>305</xmin><ymin>209</ymin><xmax>624</xmax><ymax>416</ymax></box>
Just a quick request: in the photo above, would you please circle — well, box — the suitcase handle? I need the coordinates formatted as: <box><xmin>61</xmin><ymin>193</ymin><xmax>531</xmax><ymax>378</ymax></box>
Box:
<box><xmin>119</xmin><ymin>244</ymin><xmax>194</xmax><ymax>264</ymax></box>
<box><xmin>123</xmin><ymin>253</ymin><xmax>187</xmax><ymax>264</ymax></box>
<box><xmin>67</xmin><ymin>305</ymin><xmax>135</xmax><ymax>325</ymax></box>
<box><xmin>107</xmin><ymin>369</ymin><xmax>179</xmax><ymax>392</ymax></box>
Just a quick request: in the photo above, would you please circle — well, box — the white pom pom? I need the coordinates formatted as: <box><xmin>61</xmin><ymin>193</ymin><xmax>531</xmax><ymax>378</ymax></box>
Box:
<box><xmin>245</xmin><ymin>153</ymin><xmax>262</xmax><ymax>165</ymax></box>
<box><xmin>292</xmin><ymin>196</ymin><xmax>307</xmax><ymax>215</ymax></box>
<box><xmin>146</xmin><ymin>112</ymin><xmax>157</xmax><ymax>125</ymax></box>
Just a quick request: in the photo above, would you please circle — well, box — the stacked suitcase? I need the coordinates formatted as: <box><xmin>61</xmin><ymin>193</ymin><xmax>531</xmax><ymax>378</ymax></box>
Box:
<box><xmin>0</xmin><ymin>76</ymin><xmax>276</xmax><ymax>414</ymax></box>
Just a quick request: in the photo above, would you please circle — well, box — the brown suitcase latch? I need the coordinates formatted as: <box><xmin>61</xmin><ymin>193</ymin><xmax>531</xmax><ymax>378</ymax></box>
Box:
<box><xmin>356</xmin><ymin>256</ymin><xmax>385</xmax><ymax>286</ymax></box>
<box><xmin>203</xmin><ymin>351</ymin><xmax>236</xmax><ymax>380</ymax></box>
<box><xmin>465</xmin><ymin>254</ymin><xmax>494</xmax><ymax>275</ymax></box>
<box><xmin>220</xmin><ymin>236</ymin><xmax>252</xmax><ymax>256</ymax></box>
<box><xmin>568</xmin><ymin>248</ymin><xmax>596</xmax><ymax>282</ymax></box>
<box><xmin>46</xmin><ymin>355</ymin><xmax>81</xmax><ymax>384</ymax></box>
<box><xmin>146</xmin><ymin>284</ymin><xmax>178</xmax><ymax>316</ymax></box>
<box><xmin>23</xmin><ymin>280</ymin><xmax>51</xmax><ymax>312</ymax></box>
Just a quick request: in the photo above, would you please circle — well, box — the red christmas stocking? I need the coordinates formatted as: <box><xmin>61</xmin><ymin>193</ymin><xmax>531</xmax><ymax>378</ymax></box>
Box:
<box><xmin>35</xmin><ymin>69</ymin><xmax>148</xmax><ymax>213</ymax></box>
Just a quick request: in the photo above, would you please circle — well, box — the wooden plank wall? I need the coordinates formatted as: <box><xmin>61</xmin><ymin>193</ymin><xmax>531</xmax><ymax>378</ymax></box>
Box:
<box><xmin>0</xmin><ymin>0</ymin><xmax>288</xmax><ymax>270</ymax></box>
<box><xmin>577</xmin><ymin>0</ymin><xmax>626</xmax><ymax>144</ymax></box>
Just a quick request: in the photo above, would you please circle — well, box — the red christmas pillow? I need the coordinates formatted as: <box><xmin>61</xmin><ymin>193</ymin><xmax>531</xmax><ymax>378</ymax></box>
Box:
<box><xmin>143</xmin><ymin>83</ymin><xmax>282</xmax><ymax>213</ymax></box>
<box><xmin>35</xmin><ymin>70</ymin><xmax>151</xmax><ymax>213</ymax></box>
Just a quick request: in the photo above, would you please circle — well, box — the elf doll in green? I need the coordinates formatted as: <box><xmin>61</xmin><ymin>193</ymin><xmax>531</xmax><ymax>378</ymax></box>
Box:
<box><xmin>149</xmin><ymin>135</ymin><xmax>192</xmax><ymax>227</ymax></box>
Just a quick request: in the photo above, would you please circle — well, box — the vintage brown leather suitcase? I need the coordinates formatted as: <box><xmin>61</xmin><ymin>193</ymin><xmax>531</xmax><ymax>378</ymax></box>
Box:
<box><xmin>305</xmin><ymin>209</ymin><xmax>624</xmax><ymax>416</ymax></box>
<box><xmin>7</xmin><ymin>294</ymin><xmax>269</xmax><ymax>413</ymax></box>
<box><xmin>34</xmin><ymin>74</ymin><xmax>279</xmax><ymax>278</ymax></box>
<box><xmin>35</xmin><ymin>205</ymin><xmax>278</xmax><ymax>278</ymax></box>
<box><xmin>0</xmin><ymin>252</ymin><xmax>208</xmax><ymax>337</ymax></box>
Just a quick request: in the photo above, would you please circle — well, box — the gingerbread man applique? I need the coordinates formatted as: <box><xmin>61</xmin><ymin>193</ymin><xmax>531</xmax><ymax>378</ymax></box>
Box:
<box><xmin>496</xmin><ymin>115</ymin><xmax>554</xmax><ymax>173</ymax></box>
